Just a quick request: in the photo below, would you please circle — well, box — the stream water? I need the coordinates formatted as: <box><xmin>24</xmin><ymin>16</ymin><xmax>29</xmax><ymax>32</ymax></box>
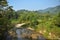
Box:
<box><xmin>16</xmin><ymin>28</ymin><xmax>46</xmax><ymax>40</ymax></box>
<box><xmin>16</xmin><ymin>29</ymin><xmax>30</xmax><ymax>40</ymax></box>
<box><xmin>16</xmin><ymin>29</ymin><xmax>23</xmax><ymax>40</ymax></box>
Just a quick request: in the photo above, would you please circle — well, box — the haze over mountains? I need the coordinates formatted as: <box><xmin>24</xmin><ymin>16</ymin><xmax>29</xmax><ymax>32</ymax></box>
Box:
<box><xmin>17</xmin><ymin>5</ymin><xmax>60</xmax><ymax>14</ymax></box>
<box><xmin>38</xmin><ymin>5</ymin><xmax>60</xmax><ymax>13</ymax></box>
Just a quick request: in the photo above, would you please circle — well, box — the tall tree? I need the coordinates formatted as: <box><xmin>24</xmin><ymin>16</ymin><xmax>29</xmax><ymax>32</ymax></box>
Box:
<box><xmin>0</xmin><ymin>0</ymin><xmax>10</xmax><ymax>40</ymax></box>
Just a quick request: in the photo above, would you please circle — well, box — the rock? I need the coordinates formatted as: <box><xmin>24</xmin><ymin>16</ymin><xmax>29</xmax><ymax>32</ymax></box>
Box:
<box><xmin>15</xmin><ymin>23</ymin><xmax>25</xmax><ymax>28</ymax></box>
<box><xmin>16</xmin><ymin>28</ymin><xmax>45</xmax><ymax>40</ymax></box>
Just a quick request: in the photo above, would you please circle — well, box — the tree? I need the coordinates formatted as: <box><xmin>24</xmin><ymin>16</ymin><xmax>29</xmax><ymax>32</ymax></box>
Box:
<box><xmin>0</xmin><ymin>0</ymin><xmax>11</xmax><ymax>40</ymax></box>
<box><xmin>55</xmin><ymin>12</ymin><xmax>60</xmax><ymax>27</ymax></box>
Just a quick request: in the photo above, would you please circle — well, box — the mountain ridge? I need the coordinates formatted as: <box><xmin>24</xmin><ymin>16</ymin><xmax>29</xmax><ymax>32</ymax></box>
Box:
<box><xmin>38</xmin><ymin>5</ymin><xmax>60</xmax><ymax>13</ymax></box>
<box><xmin>16</xmin><ymin>5</ymin><xmax>60</xmax><ymax>14</ymax></box>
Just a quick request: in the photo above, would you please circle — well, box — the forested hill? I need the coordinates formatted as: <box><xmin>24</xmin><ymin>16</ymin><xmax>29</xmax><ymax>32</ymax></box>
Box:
<box><xmin>38</xmin><ymin>5</ymin><xmax>60</xmax><ymax>13</ymax></box>
<box><xmin>16</xmin><ymin>5</ymin><xmax>60</xmax><ymax>14</ymax></box>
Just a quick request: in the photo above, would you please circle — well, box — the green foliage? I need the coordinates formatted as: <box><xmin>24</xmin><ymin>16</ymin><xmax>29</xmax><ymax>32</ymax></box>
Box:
<box><xmin>10</xmin><ymin>10</ymin><xmax>60</xmax><ymax>39</ymax></box>
<box><xmin>55</xmin><ymin>12</ymin><xmax>60</xmax><ymax>27</ymax></box>
<box><xmin>0</xmin><ymin>0</ymin><xmax>8</xmax><ymax>6</ymax></box>
<box><xmin>0</xmin><ymin>0</ymin><xmax>14</xmax><ymax>40</ymax></box>
<box><xmin>0</xmin><ymin>1</ymin><xmax>60</xmax><ymax>39</ymax></box>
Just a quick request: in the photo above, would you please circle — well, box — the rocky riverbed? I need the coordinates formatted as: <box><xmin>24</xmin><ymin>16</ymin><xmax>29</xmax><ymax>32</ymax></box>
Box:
<box><xmin>8</xmin><ymin>27</ymin><xmax>46</xmax><ymax>40</ymax></box>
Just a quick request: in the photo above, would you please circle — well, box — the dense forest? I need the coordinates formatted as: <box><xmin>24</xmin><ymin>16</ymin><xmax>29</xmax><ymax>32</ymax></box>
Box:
<box><xmin>0</xmin><ymin>0</ymin><xmax>60</xmax><ymax>40</ymax></box>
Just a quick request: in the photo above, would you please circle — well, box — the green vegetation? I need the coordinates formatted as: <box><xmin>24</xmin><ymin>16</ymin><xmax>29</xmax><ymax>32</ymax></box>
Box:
<box><xmin>11</xmin><ymin>9</ymin><xmax>60</xmax><ymax>39</ymax></box>
<box><xmin>0</xmin><ymin>0</ymin><xmax>60</xmax><ymax>40</ymax></box>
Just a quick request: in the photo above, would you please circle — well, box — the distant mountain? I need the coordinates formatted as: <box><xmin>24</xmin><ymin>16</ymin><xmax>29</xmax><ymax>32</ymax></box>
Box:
<box><xmin>16</xmin><ymin>5</ymin><xmax>60</xmax><ymax>14</ymax></box>
<box><xmin>38</xmin><ymin>5</ymin><xmax>60</xmax><ymax>13</ymax></box>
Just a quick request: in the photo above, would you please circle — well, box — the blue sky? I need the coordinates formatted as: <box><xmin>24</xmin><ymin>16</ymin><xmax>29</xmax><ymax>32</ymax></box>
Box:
<box><xmin>7</xmin><ymin>0</ymin><xmax>60</xmax><ymax>11</ymax></box>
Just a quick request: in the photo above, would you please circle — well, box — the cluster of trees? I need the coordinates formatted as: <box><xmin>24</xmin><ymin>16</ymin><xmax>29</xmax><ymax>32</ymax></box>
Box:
<box><xmin>0</xmin><ymin>0</ymin><xmax>8</xmax><ymax>40</ymax></box>
<box><xmin>0</xmin><ymin>0</ymin><xmax>60</xmax><ymax>39</ymax></box>
<box><xmin>0</xmin><ymin>0</ymin><xmax>15</xmax><ymax>40</ymax></box>
<box><xmin>11</xmin><ymin>9</ymin><xmax>60</xmax><ymax>39</ymax></box>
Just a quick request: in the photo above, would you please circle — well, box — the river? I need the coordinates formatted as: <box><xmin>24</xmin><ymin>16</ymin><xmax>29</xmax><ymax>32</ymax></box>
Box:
<box><xmin>16</xmin><ymin>28</ymin><xmax>46</xmax><ymax>40</ymax></box>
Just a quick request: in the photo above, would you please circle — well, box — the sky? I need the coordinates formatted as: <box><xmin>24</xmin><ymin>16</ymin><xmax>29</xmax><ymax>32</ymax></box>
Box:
<box><xmin>7</xmin><ymin>0</ymin><xmax>60</xmax><ymax>11</ymax></box>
